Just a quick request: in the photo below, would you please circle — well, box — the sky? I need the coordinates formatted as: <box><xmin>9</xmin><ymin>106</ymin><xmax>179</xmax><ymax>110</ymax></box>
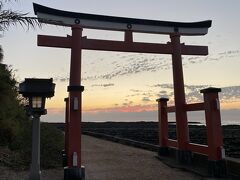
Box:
<box><xmin>1</xmin><ymin>0</ymin><xmax>240</xmax><ymax>124</ymax></box>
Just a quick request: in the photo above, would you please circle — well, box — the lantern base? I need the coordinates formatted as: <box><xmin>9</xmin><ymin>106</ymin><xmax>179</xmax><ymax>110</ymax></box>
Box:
<box><xmin>29</xmin><ymin>168</ymin><xmax>41</xmax><ymax>180</ymax></box>
<box><xmin>32</xmin><ymin>109</ymin><xmax>47</xmax><ymax>115</ymax></box>
<box><xmin>64</xmin><ymin>166</ymin><xmax>85</xmax><ymax>180</ymax></box>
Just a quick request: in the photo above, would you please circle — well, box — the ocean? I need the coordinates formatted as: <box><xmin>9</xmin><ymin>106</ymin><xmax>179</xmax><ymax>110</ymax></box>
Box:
<box><xmin>42</xmin><ymin>108</ymin><xmax>240</xmax><ymax>125</ymax></box>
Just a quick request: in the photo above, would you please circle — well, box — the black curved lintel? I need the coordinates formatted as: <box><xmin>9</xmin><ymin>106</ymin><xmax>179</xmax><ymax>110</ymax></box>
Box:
<box><xmin>34</xmin><ymin>3</ymin><xmax>211</xmax><ymax>28</ymax></box>
<box><xmin>33</xmin><ymin>3</ymin><xmax>211</xmax><ymax>35</ymax></box>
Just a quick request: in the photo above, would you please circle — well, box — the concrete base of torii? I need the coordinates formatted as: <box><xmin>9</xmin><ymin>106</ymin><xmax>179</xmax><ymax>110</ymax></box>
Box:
<box><xmin>64</xmin><ymin>166</ymin><xmax>85</xmax><ymax>180</ymax></box>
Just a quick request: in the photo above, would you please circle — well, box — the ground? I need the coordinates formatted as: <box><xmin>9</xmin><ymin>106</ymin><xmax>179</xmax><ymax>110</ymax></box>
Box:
<box><xmin>0</xmin><ymin>135</ymin><xmax>203</xmax><ymax>180</ymax></box>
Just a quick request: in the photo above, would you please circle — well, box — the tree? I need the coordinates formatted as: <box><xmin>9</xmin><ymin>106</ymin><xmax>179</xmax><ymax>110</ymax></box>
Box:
<box><xmin>0</xmin><ymin>0</ymin><xmax>40</xmax><ymax>32</ymax></box>
<box><xmin>0</xmin><ymin>0</ymin><xmax>40</xmax><ymax>64</ymax></box>
<box><xmin>0</xmin><ymin>1</ymin><xmax>64</xmax><ymax>169</ymax></box>
<box><xmin>0</xmin><ymin>45</ymin><xmax>3</xmax><ymax>63</ymax></box>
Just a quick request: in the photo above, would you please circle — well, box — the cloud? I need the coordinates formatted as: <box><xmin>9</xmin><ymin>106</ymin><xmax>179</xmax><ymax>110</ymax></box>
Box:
<box><xmin>91</xmin><ymin>83</ymin><xmax>114</xmax><ymax>87</ymax></box>
<box><xmin>122</xmin><ymin>99</ymin><xmax>133</xmax><ymax>106</ymax></box>
<box><xmin>219</xmin><ymin>50</ymin><xmax>240</xmax><ymax>56</ymax></box>
<box><xmin>159</xmin><ymin>90</ymin><xmax>167</xmax><ymax>94</ymax></box>
<box><xmin>142</xmin><ymin>97</ymin><xmax>151</xmax><ymax>102</ymax></box>
<box><xmin>52</xmin><ymin>48</ymin><xmax>240</xmax><ymax>83</ymax></box>
<box><xmin>147</xmin><ymin>83</ymin><xmax>240</xmax><ymax>105</ymax></box>
<box><xmin>130</xmin><ymin>89</ymin><xmax>142</xmax><ymax>92</ymax></box>
<box><xmin>53</xmin><ymin>76</ymin><xmax>69</xmax><ymax>82</ymax></box>
<box><xmin>151</xmin><ymin>83</ymin><xmax>174</xmax><ymax>90</ymax></box>
<box><xmin>82</xmin><ymin>84</ymin><xmax>240</xmax><ymax>115</ymax></box>
<box><xmin>81</xmin><ymin>53</ymin><xmax>172</xmax><ymax>81</ymax></box>
<box><xmin>220</xmin><ymin>86</ymin><xmax>240</xmax><ymax>102</ymax></box>
<box><xmin>84</xmin><ymin>104</ymin><xmax>156</xmax><ymax>113</ymax></box>
<box><xmin>41</xmin><ymin>84</ymin><xmax>240</xmax><ymax>122</ymax></box>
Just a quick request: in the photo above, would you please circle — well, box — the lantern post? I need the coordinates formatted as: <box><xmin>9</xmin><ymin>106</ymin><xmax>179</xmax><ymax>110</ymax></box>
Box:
<box><xmin>19</xmin><ymin>78</ymin><xmax>55</xmax><ymax>180</ymax></box>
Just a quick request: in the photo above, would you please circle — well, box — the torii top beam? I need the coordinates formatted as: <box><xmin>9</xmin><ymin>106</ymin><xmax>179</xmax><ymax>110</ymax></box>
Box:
<box><xmin>33</xmin><ymin>3</ymin><xmax>211</xmax><ymax>36</ymax></box>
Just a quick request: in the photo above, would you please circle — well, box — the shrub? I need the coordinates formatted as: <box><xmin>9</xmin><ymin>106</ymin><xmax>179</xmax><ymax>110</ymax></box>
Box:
<box><xmin>0</xmin><ymin>64</ymin><xmax>64</xmax><ymax>169</ymax></box>
<box><xmin>40</xmin><ymin>123</ymin><xmax>64</xmax><ymax>169</ymax></box>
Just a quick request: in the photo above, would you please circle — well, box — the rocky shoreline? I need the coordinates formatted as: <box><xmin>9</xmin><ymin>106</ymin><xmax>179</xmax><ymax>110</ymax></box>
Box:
<box><xmin>82</xmin><ymin>121</ymin><xmax>240</xmax><ymax>158</ymax></box>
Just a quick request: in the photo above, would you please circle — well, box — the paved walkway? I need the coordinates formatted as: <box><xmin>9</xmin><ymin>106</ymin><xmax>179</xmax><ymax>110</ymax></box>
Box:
<box><xmin>82</xmin><ymin>135</ymin><xmax>203</xmax><ymax>180</ymax></box>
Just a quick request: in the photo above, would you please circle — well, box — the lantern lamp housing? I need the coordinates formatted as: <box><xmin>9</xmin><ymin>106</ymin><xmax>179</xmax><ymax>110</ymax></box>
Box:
<box><xmin>19</xmin><ymin>78</ymin><xmax>55</xmax><ymax>115</ymax></box>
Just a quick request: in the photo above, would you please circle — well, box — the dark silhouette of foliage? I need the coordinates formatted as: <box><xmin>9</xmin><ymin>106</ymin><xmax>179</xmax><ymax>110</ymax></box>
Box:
<box><xmin>40</xmin><ymin>123</ymin><xmax>64</xmax><ymax>168</ymax></box>
<box><xmin>0</xmin><ymin>46</ymin><xmax>3</xmax><ymax>62</ymax></box>
<box><xmin>0</xmin><ymin>0</ymin><xmax>41</xmax><ymax>31</ymax></box>
<box><xmin>0</xmin><ymin>63</ymin><xmax>64</xmax><ymax>169</ymax></box>
<box><xmin>0</xmin><ymin>1</ymin><xmax>63</xmax><ymax>169</ymax></box>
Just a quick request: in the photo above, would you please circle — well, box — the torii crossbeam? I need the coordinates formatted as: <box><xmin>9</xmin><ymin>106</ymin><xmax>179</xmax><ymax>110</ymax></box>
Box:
<box><xmin>33</xmin><ymin>3</ymin><xmax>211</xmax><ymax>180</ymax></box>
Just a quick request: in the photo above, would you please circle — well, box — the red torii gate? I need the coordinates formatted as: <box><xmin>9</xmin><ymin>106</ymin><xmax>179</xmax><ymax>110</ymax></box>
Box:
<box><xmin>33</xmin><ymin>3</ymin><xmax>218</xmax><ymax>179</ymax></box>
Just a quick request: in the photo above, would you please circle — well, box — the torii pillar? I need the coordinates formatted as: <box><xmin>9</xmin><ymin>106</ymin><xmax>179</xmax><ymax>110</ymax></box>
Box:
<box><xmin>170</xmin><ymin>33</ymin><xmax>191</xmax><ymax>163</ymax></box>
<box><xmin>64</xmin><ymin>25</ymin><xmax>85</xmax><ymax>179</ymax></box>
<box><xmin>40</xmin><ymin>25</ymin><xmax>84</xmax><ymax>179</ymax></box>
<box><xmin>37</xmin><ymin>25</ymin><xmax>85</xmax><ymax>179</ymax></box>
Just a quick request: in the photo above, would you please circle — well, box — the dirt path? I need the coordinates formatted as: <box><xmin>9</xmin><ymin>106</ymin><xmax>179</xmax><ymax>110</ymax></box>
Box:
<box><xmin>82</xmin><ymin>135</ymin><xmax>202</xmax><ymax>180</ymax></box>
<box><xmin>0</xmin><ymin>135</ymin><xmax>203</xmax><ymax>180</ymax></box>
